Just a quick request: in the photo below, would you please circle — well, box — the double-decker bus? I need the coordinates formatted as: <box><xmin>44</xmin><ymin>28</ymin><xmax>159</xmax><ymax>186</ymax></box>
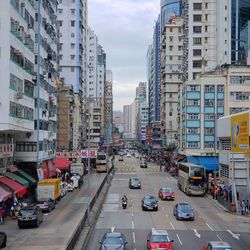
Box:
<box><xmin>178</xmin><ymin>162</ymin><xmax>206</xmax><ymax>196</ymax></box>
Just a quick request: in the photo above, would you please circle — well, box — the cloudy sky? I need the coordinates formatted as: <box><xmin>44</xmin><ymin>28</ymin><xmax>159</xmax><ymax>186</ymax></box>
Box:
<box><xmin>88</xmin><ymin>0</ymin><xmax>160</xmax><ymax>111</ymax></box>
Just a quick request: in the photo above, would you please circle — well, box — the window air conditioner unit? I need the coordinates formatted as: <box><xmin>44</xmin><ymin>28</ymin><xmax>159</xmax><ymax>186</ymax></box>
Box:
<box><xmin>15</xmin><ymin>92</ymin><xmax>23</xmax><ymax>99</ymax></box>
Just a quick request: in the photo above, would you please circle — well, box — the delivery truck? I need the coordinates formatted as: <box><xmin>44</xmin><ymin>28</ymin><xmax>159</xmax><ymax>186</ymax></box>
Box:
<box><xmin>37</xmin><ymin>178</ymin><xmax>61</xmax><ymax>202</ymax></box>
<box><xmin>96</xmin><ymin>152</ymin><xmax>108</xmax><ymax>173</ymax></box>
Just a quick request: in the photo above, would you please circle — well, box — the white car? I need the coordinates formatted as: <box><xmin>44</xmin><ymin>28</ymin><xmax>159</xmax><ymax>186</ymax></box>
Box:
<box><xmin>127</xmin><ymin>153</ymin><xmax>131</xmax><ymax>157</ymax></box>
<box><xmin>60</xmin><ymin>182</ymin><xmax>67</xmax><ymax>197</ymax></box>
<box><xmin>67</xmin><ymin>183</ymin><xmax>74</xmax><ymax>192</ymax></box>
<box><xmin>71</xmin><ymin>176</ymin><xmax>79</xmax><ymax>188</ymax></box>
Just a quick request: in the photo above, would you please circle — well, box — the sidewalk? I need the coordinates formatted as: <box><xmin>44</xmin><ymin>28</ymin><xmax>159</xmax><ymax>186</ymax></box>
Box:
<box><xmin>1</xmin><ymin>172</ymin><xmax>107</xmax><ymax>250</ymax></box>
<box><xmin>206</xmin><ymin>193</ymin><xmax>250</xmax><ymax>219</ymax></box>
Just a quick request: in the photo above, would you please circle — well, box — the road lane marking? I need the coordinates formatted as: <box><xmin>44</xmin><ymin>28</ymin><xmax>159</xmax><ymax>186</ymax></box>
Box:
<box><xmin>132</xmin><ymin>212</ymin><xmax>133</xmax><ymax>217</ymax></box>
<box><xmin>206</xmin><ymin>223</ymin><xmax>214</xmax><ymax>231</ymax></box>
<box><xmin>132</xmin><ymin>220</ymin><xmax>134</xmax><ymax>229</ymax></box>
<box><xmin>217</xmin><ymin>235</ymin><xmax>223</xmax><ymax>241</ymax></box>
<box><xmin>111</xmin><ymin>226</ymin><xmax>115</xmax><ymax>232</ymax></box>
<box><xmin>170</xmin><ymin>221</ymin><xmax>175</xmax><ymax>230</ymax></box>
<box><xmin>132</xmin><ymin>231</ymin><xmax>136</xmax><ymax>243</ymax></box>
<box><xmin>193</xmin><ymin>229</ymin><xmax>201</xmax><ymax>238</ymax></box>
<box><xmin>176</xmin><ymin>234</ymin><xmax>182</xmax><ymax>245</ymax></box>
<box><xmin>227</xmin><ymin>229</ymin><xmax>240</xmax><ymax>240</ymax></box>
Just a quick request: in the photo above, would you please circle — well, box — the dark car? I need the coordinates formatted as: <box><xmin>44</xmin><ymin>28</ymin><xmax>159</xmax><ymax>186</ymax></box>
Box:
<box><xmin>140</xmin><ymin>160</ymin><xmax>147</xmax><ymax>168</ymax></box>
<box><xmin>173</xmin><ymin>203</ymin><xmax>194</xmax><ymax>221</ymax></box>
<box><xmin>129</xmin><ymin>177</ymin><xmax>141</xmax><ymax>189</ymax></box>
<box><xmin>18</xmin><ymin>205</ymin><xmax>43</xmax><ymax>228</ymax></box>
<box><xmin>147</xmin><ymin>228</ymin><xmax>174</xmax><ymax>250</ymax></box>
<box><xmin>158</xmin><ymin>187</ymin><xmax>175</xmax><ymax>200</ymax></box>
<box><xmin>141</xmin><ymin>195</ymin><xmax>158</xmax><ymax>211</ymax></box>
<box><xmin>37</xmin><ymin>198</ymin><xmax>56</xmax><ymax>212</ymax></box>
<box><xmin>0</xmin><ymin>232</ymin><xmax>7</xmax><ymax>248</ymax></box>
<box><xmin>118</xmin><ymin>155</ymin><xmax>124</xmax><ymax>161</ymax></box>
<box><xmin>99</xmin><ymin>232</ymin><xmax>128</xmax><ymax>250</ymax></box>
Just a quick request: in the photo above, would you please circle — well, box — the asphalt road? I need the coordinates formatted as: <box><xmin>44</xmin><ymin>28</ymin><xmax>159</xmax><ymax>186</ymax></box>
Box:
<box><xmin>1</xmin><ymin>172</ymin><xmax>106</xmax><ymax>250</ymax></box>
<box><xmin>86</xmin><ymin>156</ymin><xmax>250</xmax><ymax>250</ymax></box>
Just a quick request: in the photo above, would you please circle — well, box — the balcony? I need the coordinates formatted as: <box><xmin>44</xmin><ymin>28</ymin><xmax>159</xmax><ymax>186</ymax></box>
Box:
<box><xmin>0</xmin><ymin>144</ymin><xmax>14</xmax><ymax>159</ymax></box>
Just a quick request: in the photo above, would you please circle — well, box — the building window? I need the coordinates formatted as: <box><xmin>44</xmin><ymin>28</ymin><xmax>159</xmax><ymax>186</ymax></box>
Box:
<box><xmin>71</xmin><ymin>43</ymin><xmax>75</xmax><ymax>49</ymax></box>
<box><xmin>193</xmin><ymin>49</ymin><xmax>202</xmax><ymax>56</ymax></box>
<box><xmin>187</xmin><ymin>113</ymin><xmax>200</xmax><ymax>120</ymax></box>
<box><xmin>193</xmin><ymin>26</ymin><xmax>202</xmax><ymax>33</ymax></box>
<box><xmin>204</xmin><ymin>142</ymin><xmax>215</xmax><ymax>149</ymax></box>
<box><xmin>71</xmin><ymin>55</ymin><xmax>75</xmax><ymax>60</ymax></box>
<box><xmin>205</xmin><ymin>3</ymin><xmax>208</xmax><ymax>9</ymax></box>
<box><xmin>187</xmin><ymin>142</ymin><xmax>199</xmax><ymax>149</ymax></box>
<box><xmin>178</xmin><ymin>46</ymin><xmax>182</xmax><ymax>51</ymax></box>
<box><xmin>169</xmin><ymin>56</ymin><xmax>173</xmax><ymax>60</ymax></box>
<box><xmin>71</xmin><ymin>33</ymin><xmax>75</xmax><ymax>38</ymax></box>
<box><xmin>178</xmin><ymin>27</ymin><xmax>181</xmax><ymax>33</ymax></box>
<box><xmin>193</xmin><ymin>3</ymin><xmax>202</xmax><ymax>10</ymax></box>
<box><xmin>71</xmin><ymin>67</ymin><xmax>74</xmax><ymax>72</ymax></box>
<box><xmin>169</xmin><ymin>112</ymin><xmax>172</xmax><ymax>116</ymax></box>
<box><xmin>187</xmin><ymin>128</ymin><xmax>200</xmax><ymax>134</ymax></box>
<box><xmin>71</xmin><ymin>9</ymin><xmax>75</xmax><ymax>14</ymax></box>
<box><xmin>59</xmin><ymin>55</ymin><xmax>63</xmax><ymax>60</ymax></box>
<box><xmin>205</xmin><ymin>14</ymin><xmax>208</xmax><ymax>21</ymax></box>
<box><xmin>220</xmin><ymin>164</ymin><xmax>229</xmax><ymax>178</ymax></box>
<box><xmin>205</xmin><ymin>128</ymin><xmax>215</xmax><ymax>135</ymax></box>
<box><xmin>205</xmin><ymin>85</ymin><xmax>215</xmax><ymax>92</ymax></box>
<box><xmin>169</xmin><ymin>46</ymin><xmax>173</xmax><ymax>51</ymax></box>
<box><xmin>170</xmin><ymin>27</ymin><xmax>173</xmax><ymax>32</ymax></box>
<box><xmin>193</xmin><ymin>37</ymin><xmax>202</xmax><ymax>45</ymax></box>
<box><xmin>58</xmin><ymin>20</ymin><xmax>63</xmax><ymax>26</ymax></box>
<box><xmin>193</xmin><ymin>60</ymin><xmax>202</xmax><ymax>68</ymax></box>
<box><xmin>169</xmin><ymin>36</ymin><xmax>173</xmax><ymax>42</ymax></box>
<box><xmin>178</xmin><ymin>56</ymin><xmax>182</xmax><ymax>60</ymax></box>
<box><xmin>187</xmin><ymin>100</ymin><xmax>200</xmax><ymax>106</ymax></box>
<box><xmin>169</xmin><ymin>74</ymin><xmax>172</xmax><ymax>79</ymax></box>
<box><xmin>205</xmin><ymin>100</ymin><xmax>215</xmax><ymax>106</ymax></box>
<box><xmin>205</xmin><ymin>114</ymin><xmax>215</xmax><ymax>120</ymax></box>
<box><xmin>217</xmin><ymin>85</ymin><xmax>224</xmax><ymax>92</ymax></box>
<box><xmin>71</xmin><ymin>20</ymin><xmax>75</xmax><ymax>27</ymax></box>
<box><xmin>205</xmin><ymin>26</ymin><xmax>208</xmax><ymax>32</ymax></box>
<box><xmin>187</xmin><ymin>85</ymin><xmax>200</xmax><ymax>91</ymax></box>
<box><xmin>205</xmin><ymin>37</ymin><xmax>208</xmax><ymax>43</ymax></box>
<box><xmin>178</xmin><ymin>36</ymin><xmax>182</xmax><ymax>42</ymax></box>
<box><xmin>193</xmin><ymin>15</ymin><xmax>202</xmax><ymax>22</ymax></box>
<box><xmin>58</xmin><ymin>9</ymin><xmax>63</xmax><ymax>14</ymax></box>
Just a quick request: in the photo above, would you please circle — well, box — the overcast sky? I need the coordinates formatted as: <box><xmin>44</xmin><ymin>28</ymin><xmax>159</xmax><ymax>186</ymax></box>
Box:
<box><xmin>88</xmin><ymin>0</ymin><xmax>160</xmax><ymax>111</ymax></box>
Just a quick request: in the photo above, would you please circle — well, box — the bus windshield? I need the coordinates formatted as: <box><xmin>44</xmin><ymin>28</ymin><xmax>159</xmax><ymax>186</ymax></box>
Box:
<box><xmin>189</xmin><ymin>166</ymin><xmax>205</xmax><ymax>188</ymax></box>
<box><xmin>97</xmin><ymin>155</ymin><xmax>106</xmax><ymax>160</ymax></box>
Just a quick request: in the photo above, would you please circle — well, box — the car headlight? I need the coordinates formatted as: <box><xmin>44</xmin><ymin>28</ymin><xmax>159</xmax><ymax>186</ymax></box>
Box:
<box><xmin>154</xmin><ymin>204</ymin><xmax>158</xmax><ymax>207</ymax></box>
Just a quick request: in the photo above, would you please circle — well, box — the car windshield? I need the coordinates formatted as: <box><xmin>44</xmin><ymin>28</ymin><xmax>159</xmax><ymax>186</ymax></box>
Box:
<box><xmin>145</xmin><ymin>197</ymin><xmax>156</xmax><ymax>202</ymax></box>
<box><xmin>178</xmin><ymin>204</ymin><xmax>192</xmax><ymax>212</ymax></box>
<box><xmin>151</xmin><ymin>235</ymin><xmax>170</xmax><ymax>243</ymax></box>
<box><xmin>132</xmin><ymin>178</ymin><xmax>139</xmax><ymax>182</ymax></box>
<box><xmin>162</xmin><ymin>188</ymin><xmax>172</xmax><ymax>192</ymax></box>
<box><xmin>104</xmin><ymin>236</ymin><xmax>123</xmax><ymax>245</ymax></box>
<box><xmin>20</xmin><ymin>209</ymin><xmax>35</xmax><ymax>216</ymax></box>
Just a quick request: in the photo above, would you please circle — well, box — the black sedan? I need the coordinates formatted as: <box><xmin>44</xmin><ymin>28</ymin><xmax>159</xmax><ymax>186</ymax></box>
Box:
<box><xmin>129</xmin><ymin>177</ymin><xmax>141</xmax><ymax>189</ymax></box>
<box><xmin>173</xmin><ymin>203</ymin><xmax>194</xmax><ymax>221</ymax></box>
<box><xmin>0</xmin><ymin>232</ymin><xmax>7</xmax><ymax>248</ymax></box>
<box><xmin>140</xmin><ymin>160</ymin><xmax>147</xmax><ymax>168</ymax></box>
<box><xmin>99</xmin><ymin>232</ymin><xmax>128</xmax><ymax>250</ymax></box>
<box><xmin>18</xmin><ymin>206</ymin><xmax>43</xmax><ymax>228</ymax></box>
<box><xmin>141</xmin><ymin>195</ymin><xmax>158</xmax><ymax>211</ymax></box>
<box><xmin>37</xmin><ymin>198</ymin><xmax>56</xmax><ymax>212</ymax></box>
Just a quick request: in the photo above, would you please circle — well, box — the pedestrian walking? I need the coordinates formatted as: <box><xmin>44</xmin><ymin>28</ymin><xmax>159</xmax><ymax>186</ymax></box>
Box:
<box><xmin>241</xmin><ymin>200</ymin><xmax>246</xmax><ymax>215</ymax></box>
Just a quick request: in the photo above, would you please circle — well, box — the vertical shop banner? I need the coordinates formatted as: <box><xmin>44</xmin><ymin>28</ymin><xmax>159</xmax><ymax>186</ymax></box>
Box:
<box><xmin>231</xmin><ymin>113</ymin><xmax>249</xmax><ymax>152</ymax></box>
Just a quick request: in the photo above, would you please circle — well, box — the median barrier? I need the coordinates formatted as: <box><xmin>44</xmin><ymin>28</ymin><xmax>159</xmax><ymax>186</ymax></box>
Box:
<box><xmin>66</xmin><ymin>168</ymin><xmax>113</xmax><ymax>250</ymax></box>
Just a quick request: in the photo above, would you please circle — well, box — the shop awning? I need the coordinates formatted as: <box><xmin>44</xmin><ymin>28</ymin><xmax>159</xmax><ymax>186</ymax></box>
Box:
<box><xmin>2</xmin><ymin>172</ymin><xmax>29</xmax><ymax>188</ymax></box>
<box><xmin>16</xmin><ymin>169</ymin><xmax>36</xmax><ymax>186</ymax></box>
<box><xmin>0</xmin><ymin>186</ymin><xmax>12</xmax><ymax>202</ymax></box>
<box><xmin>55</xmin><ymin>158</ymin><xmax>70</xmax><ymax>170</ymax></box>
<box><xmin>0</xmin><ymin>176</ymin><xmax>27</xmax><ymax>198</ymax></box>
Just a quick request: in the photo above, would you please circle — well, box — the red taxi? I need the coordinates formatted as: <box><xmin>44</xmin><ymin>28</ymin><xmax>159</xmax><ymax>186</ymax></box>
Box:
<box><xmin>158</xmin><ymin>187</ymin><xmax>175</xmax><ymax>200</ymax></box>
<box><xmin>147</xmin><ymin>228</ymin><xmax>174</xmax><ymax>250</ymax></box>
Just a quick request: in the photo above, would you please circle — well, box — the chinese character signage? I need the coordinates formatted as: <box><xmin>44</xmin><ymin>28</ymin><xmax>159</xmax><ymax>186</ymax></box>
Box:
<box><xmin>231</xmin><ymin>112</ymin><xmax>249</xmax><ymax>153</ymax></box>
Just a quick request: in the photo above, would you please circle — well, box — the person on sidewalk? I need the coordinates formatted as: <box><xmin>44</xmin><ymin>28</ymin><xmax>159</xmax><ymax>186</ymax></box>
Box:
<box><xmin>241</xmin><ymin>200</ymin><xmax>246</xmax><ymax>215</ymax></box>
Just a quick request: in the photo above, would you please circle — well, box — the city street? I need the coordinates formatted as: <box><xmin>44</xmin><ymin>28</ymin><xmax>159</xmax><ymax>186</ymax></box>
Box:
<box><xmin>0</xmin><ymin>172</ymin><xmax>106</xmax><ymax>250</ymax></box>
<box><xmin>86</xmin><ymin>156</ymin><xmax>250</xmax><ymax>250</ymax></box>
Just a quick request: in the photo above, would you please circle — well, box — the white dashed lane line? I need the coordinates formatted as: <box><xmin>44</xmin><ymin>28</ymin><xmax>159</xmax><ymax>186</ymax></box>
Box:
<box><xmin>170</xmin><ymin>221</ymin><xmax>175</xmax><ymax>230</ymax></box>
<box><xmin>176</xmin><ymin>233</ymin><xmax>182</xmax><ymax>245</ymax></box>
<box><xmin>206</xmin><ymin>222</ymin><xmax>214</xmax><ymax>231</ymax></box>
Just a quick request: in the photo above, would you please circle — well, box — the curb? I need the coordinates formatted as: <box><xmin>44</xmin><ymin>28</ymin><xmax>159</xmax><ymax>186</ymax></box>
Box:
<box><xmin>205</xmin><ymin>194</ymin><xmax>231</xmax><ymax>213</ymax></box>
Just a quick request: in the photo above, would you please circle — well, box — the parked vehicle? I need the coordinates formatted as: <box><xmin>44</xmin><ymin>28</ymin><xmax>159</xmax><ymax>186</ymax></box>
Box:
<box><xmin>129</xmin><ymin>177</ymin><xmax>141</xmax><ymax>189</ymax></box>
<box><xmin>18</xmin><ymin>205</ymin><xmax>43</xmax><ymax>228</ymax></box>
<box><xmin>37</xmin><ymin>179</ymin><xmax>61</xmax><ymax>203</ymax></box>
<box><xmin>0</xmin><ymin>232</ymin><xmax>7</xmax><ymax>248</ymax></box>
<box><xmin>141</xmin><ymin>195</ymin><xmax>158</xmax><ymax>211</ymax></box>
<box><xmin>147</xmin><ymin>228</ymin><xmax>174</xmax><ymax>250</ymax></box>
<box><xmin>71</xmin><ymin>173</ymin><xmax>83</xmax><ymax>187</ymax></box>
<box><xmin>173</xmin><ymin>203</ymin><xmax>194</xmax><ymax>221</ymax></box>
<box><xmin>99</xmin><ymin>232</ymin><xmax>128</xmax><ymax>250</ymax></box>
<box><xmin>70</xmin><ymin>163</ymin><xmax>86</xmax><ymax>177</ymax></box>
<box><xmin>158</xmin><ymin>187</ymin><xmax>175</xmax><ymax>200</ymax></box>
<box><xmin>67</xmin><ymin>182</ymin><xmax>74</xmax><ymax>192</ymax></box>
<box><xmin>140</xmin><ymin>160</ymin><xmax>147</xmax><ymax>168</ymax></box>
<box><xmin>37</xmin><ymin>198</ymin><xmax>56</xmax><ymax>213</ymax></box>
<box><xmin>203</xmin><ymin>241</ymin><xmax>232</xmax><ymax>250</ymax></box>
<box><xmin>70</xmin><ymin>175</ymin><xmax>79</xmax><ymax>188</ymax></box>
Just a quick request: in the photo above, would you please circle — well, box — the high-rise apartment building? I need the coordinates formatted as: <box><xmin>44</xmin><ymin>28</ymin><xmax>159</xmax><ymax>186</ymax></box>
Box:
<box><xmin>161</xmin><ymin>16</ymin><xmax>183</xmax><ymax>147</ymax></box>
<box><xmin>58</xmin><ymin>0</ymin><xmax>88</xmax><ymax>149</ymax></box>
<box><xmin>180</xmin><ymin>65</ymin><xmax>250</xmax><ymax>171</ymax></box>
<box><xmin>104</xmin><ymin>70</ymin><xmax>113</xmax><ymax>144</ymax></box>
<box><xmin>0</xmin><ymin>0</ymin><xmax>59</xmax><ymax>179</ymax></box>
<box><xmin>146</xmin><ymin>45</ymin><xmax>153</xmax><ymax>125</ymax></box>
<box><xmin>182</xmin><ymin>0</ymin><xmax>231</xmax><ymax>82</ymax></box>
